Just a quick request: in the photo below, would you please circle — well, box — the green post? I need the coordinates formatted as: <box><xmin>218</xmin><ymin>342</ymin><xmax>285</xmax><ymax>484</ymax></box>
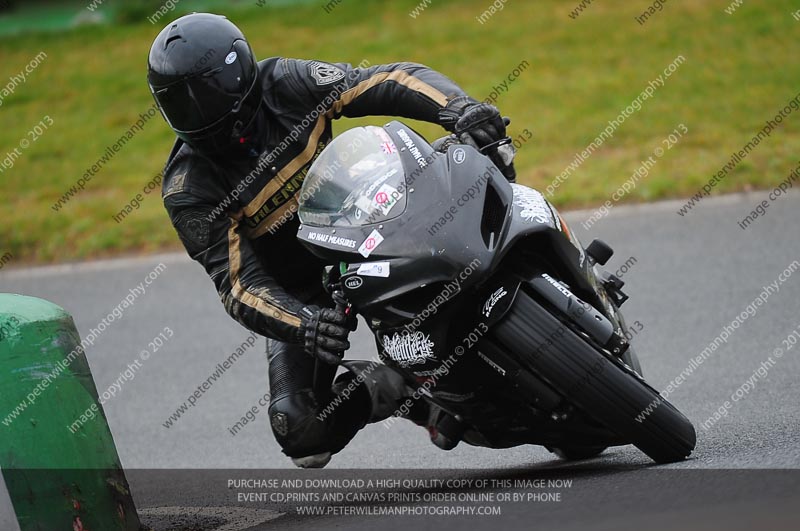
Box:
<box><xmin>0</xmin><ymin>294</ymin><xmax>141</xmax><ymax>530</ymax></box>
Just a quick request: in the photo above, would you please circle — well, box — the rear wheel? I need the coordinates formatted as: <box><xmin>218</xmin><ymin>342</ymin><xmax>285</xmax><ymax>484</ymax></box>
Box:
<box><xmin>493</xmin><ymin>290</ymin><xmax>696</xmax><ymax>464</ymax></box>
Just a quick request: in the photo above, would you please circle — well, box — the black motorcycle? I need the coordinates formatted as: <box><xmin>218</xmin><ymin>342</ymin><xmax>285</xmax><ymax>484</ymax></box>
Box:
<box><xmin>296</xmin><ymin>121</ymin><xmax>696</xmax><ymax>463</ymax></box>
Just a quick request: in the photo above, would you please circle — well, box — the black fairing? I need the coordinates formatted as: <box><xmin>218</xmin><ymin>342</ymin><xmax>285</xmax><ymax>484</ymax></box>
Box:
<box><xmin>296</xmin><ymin>121</ymin><xmax>632</xmax><ymax>449</ymax></box>
<box><xmin>298</xmin><ymin>122</ymin><xmax>509</xmax><ymax>324</ymax></box>
<box><xmin>298</xmin><ymin>121</ymin><xmax>602</xmax><ymax>327</ymax></box>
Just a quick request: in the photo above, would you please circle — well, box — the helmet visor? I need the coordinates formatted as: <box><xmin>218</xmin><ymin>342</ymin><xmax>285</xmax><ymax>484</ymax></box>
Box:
<box><xmin>151</xmin><ymin>40</ymin><xmax>257</xmax><ymax>133</ymax></box>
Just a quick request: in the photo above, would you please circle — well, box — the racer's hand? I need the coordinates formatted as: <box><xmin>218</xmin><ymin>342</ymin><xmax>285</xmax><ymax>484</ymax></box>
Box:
<box><xmin>439</xmin><ymin>96</ymin><xmax>507</xmax><ymax>148</ymax></box>
<box><xmin>298</xmin><ymin>302</ymin><xmax>357</xmax><ymax>365</ymax></box>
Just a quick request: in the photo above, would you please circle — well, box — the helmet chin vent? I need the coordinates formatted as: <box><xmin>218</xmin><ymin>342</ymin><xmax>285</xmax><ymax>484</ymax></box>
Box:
<box><xmin>165</xmin><ymin>35</ymin><xmax>183</xmax><ymax>47</ymax></box>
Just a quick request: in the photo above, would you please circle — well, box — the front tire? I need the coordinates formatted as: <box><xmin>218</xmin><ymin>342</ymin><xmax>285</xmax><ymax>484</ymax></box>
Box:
<box><xmin>549</xmin><ymin>445</ymin><xmax>607</xmax><ymax>460</ymax></box>
<box><xmin>493</xmin><ymin>289</ymin><xmax>696</xmax><ymax>464</ymax></box>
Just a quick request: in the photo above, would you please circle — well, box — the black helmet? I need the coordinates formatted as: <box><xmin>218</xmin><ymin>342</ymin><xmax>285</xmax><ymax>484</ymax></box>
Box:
<box><xmin>148</xmin><ymin>13</ymin><xmax>262</xmax><ymax>153</ymax></box>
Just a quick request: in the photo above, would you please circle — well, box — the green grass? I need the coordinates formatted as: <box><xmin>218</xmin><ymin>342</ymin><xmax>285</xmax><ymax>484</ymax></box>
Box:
<box><xmin>1</xmin><ymin>0</ymin><xmax>798</xmax><ymax>263</ymax></box>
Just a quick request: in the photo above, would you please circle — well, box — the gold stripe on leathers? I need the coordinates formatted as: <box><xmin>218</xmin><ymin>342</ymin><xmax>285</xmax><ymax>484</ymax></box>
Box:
<box><xmin>242</xmin><ymin>70</ymin><xmax>449</xmax><ymax>235</ymax></box>
<box><xmin>227</xmin><ymin>217</ymin><xmax>302</xmax><ymax>327</ymax></box>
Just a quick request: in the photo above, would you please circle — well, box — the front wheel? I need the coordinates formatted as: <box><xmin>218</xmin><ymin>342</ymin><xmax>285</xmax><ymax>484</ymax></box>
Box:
<box><xmin>548</xmin><ymin>446</ymin><xmax>607</xmax><ymax>461</ymax></box>
<box><xmin>493</xmin><ymin>290</ymin><xmax>696</xmax><ymax>464</ymax></box>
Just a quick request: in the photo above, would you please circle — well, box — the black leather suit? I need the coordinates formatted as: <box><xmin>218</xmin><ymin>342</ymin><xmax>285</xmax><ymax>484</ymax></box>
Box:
<box><xmin>161</xmin><ymin>58</ymin><xmax>470</xmax><ymax>457</ymax></box>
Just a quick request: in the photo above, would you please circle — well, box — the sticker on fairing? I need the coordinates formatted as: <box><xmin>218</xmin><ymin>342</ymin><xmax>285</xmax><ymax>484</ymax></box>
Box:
<box><xmin>364</xmin><ymin>171</ymin><xmax>393</xmax><ymax>197</ymax></box>
<box><xmin>482</xmin><ymin>287</ymin><xmax>508</xmax><ymax>318</ymax></box>
<box><xmin>357</xmin><ymin>261</ymin><xmax>390</xmax><ymax>277</ymax></box>
<box><xmin>374</xmin><ymin>128</ymin><xmax>398</xmax><ymax>155</ymax></box>
<box><xmin>396</xmin><ymin>128</ymin><xmax>428</xmax><ymax>167</ymax></box>
<box><xmin>373</xmin><ymin>183</ymin><xmax>402</xmax><ymax>215</ymax></box>
<box><xmin>358</xmin><ymin>229</ymin><xmax>384</xmax><ymax>258</ymax></box>
<box><xmin>307</xmin><ymin>231</ymin><xmax>357</xmax><ymax>249</ymax></box>
<box><xmin>344</xmin><ymin>276</ymin><xmax>364</xmax><ymax>289</ymax></box>
<box><xmin>511</xmin><ymin>184</ymin><xmax>554</xmax><ymax>226</ymax></box>
<box><xmin>382</xmin><ymin>331</ymin><xmax>436</xmax><ymax>367</ymax></box>
<box><xmin>542</xmin><ymin>273</ymin><xmax>572</xmax><ymax>298</ymax></box>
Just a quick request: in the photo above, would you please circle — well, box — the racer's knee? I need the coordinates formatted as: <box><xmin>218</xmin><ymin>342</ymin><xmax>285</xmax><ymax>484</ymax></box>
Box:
<box><xmin>268</xmin><ymin>386</ymin><xmax>369</xmax><ymax>458</ymax></box>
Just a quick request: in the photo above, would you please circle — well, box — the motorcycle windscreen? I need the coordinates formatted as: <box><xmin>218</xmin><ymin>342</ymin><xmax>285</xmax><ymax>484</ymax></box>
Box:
<box><xmin>298</xmin><ymin>126</ymin><xmax>408</xmax><ymax>227</ymax></box>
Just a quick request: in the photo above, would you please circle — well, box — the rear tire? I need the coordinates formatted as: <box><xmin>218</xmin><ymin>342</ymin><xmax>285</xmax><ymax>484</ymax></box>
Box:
<box><xmin>493</xmin><ymin>290</ymin><xmax>696</xmax><ymax>464</ymax></box>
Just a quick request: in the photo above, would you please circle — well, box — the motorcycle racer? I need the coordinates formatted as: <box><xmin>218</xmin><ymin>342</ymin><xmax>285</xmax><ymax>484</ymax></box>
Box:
<box><xmin>147</xmin><ymin>12</ymin><xmax>512</xmax><ymax>467</ymax></box>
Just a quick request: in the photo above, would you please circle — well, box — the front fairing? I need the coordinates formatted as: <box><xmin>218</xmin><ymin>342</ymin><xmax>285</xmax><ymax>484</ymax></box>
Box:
<box><xmin>297</xmin><ymin>122</ymin><xmax>504</xmax><ymax>322</ymax></box>
<box><xmin>296</xmin><ymin>120</ymin><xmax>606</xmax><ymax>326</ymax></box>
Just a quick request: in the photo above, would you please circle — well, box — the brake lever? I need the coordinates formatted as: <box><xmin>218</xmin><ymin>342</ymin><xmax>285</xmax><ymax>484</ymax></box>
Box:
<box><xmin>478</xmin><ymin>136</ymin><xmax>513</xmax><ymax>155</ymax></box>
<box><xmin>321</xmin><ymin>264</ymin><xmax>343</xmax><ymax>295</ymax></box>
<box><xmin>331</xmin><ymin>289</ymin><xmax>348</xmax><ymax>311</ymax></box>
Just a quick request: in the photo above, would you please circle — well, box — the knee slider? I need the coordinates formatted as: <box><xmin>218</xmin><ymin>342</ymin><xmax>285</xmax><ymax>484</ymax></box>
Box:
<box><xmin>268</xmin><ymin>391</ymin><xmax>330</xmax><ymax>458</ymax></box>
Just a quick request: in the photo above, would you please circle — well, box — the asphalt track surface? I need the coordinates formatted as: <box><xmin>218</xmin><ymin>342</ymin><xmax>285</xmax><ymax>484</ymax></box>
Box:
<box><xmin>2</xmin><ymin>191</ymin><xmax>799</xmax><ymax>530</ymax></box>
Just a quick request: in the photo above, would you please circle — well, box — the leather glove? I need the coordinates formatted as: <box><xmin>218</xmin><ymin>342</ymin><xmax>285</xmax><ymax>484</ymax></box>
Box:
<box><xmin>438</xmin><ymin>96</ymin><xmax>507</xmax><ymax>148</ymax></box>
<box><xmin>298</xmin><ymin>301</ymin><xmax>357</xmax><ymax>365</ymax></box>
<box><xmin>439</xmin><ymin>97</ymin><xmax>516</xmax><ymax>181</ymax></box>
